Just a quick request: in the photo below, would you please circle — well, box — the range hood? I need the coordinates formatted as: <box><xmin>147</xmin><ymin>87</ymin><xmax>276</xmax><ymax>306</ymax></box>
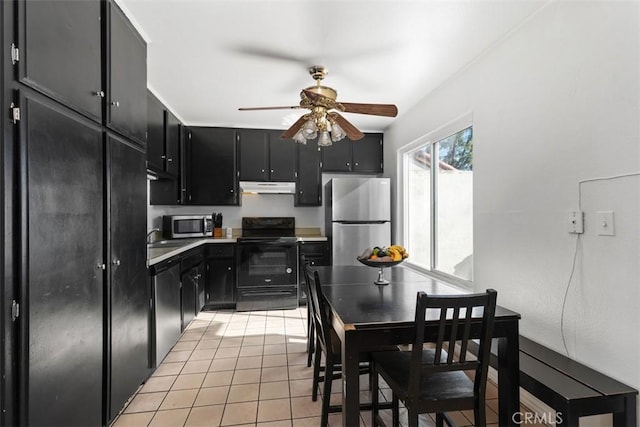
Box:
<box><xmin>240</xmin><ymin>181</ymin><xmax>296</xmax><ymax>195</ymax></box>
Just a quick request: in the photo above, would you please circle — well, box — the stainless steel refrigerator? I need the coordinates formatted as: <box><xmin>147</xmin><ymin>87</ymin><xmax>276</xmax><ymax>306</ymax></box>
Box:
<box><xmin>325</xmin><ymin>177</ymin><xmax>391</xmax><ymax>266</ymax></box>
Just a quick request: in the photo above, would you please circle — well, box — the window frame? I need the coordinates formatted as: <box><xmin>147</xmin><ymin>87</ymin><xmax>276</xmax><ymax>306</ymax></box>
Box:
<box><xmin>397</xmin><ymin>111</ymin><xmax>473</xmax><ymax>288</ymax></box>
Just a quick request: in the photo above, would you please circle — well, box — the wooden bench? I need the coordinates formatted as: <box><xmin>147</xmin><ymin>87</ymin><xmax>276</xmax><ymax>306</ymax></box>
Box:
<box><xmin>473</xmin><ymin>336</ymin><xmax>638</xmax><ymax>426</ymax></box>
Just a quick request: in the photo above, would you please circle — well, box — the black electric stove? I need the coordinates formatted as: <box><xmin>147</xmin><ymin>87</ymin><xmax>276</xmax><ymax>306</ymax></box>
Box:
<box><xmin>236</xmin><ymin>217</ymin><xmax>299</xmax><ymax>311</ymax></box>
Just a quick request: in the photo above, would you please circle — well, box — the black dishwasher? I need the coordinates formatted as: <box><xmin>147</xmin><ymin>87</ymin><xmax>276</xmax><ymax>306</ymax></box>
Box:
<box><xmin>150</xmin><ymin>258</ymin><xmax>181</xmax><ymax>367</ymax></box>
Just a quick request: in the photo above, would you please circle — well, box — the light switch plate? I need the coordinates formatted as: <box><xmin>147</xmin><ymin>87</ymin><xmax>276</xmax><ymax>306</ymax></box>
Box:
<box><xmin>596</xmin><ymin>211</ymin><xmax>615</xmax><ymax>236</ymax></box>
<box><xmin>567</xmin><ymin>211</ymin><xmax>584</xmax><ymax>234</ymax></box>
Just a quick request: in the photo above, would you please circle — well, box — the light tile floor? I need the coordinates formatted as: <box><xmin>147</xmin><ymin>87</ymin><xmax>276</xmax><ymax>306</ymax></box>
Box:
<box><xmin>110</xmin><ymin>308</ymin><xmax>522</xmax><ymax>427</ymax></box>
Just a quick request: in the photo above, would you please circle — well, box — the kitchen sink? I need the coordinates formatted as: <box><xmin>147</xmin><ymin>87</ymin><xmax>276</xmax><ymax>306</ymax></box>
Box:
<box><xmin>147</xmin><ymin>239</ymin><xmax>195</xmax><ymax>249</ymax></box>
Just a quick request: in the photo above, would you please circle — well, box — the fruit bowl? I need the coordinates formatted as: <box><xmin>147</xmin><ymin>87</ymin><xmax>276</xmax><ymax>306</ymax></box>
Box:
<box><xmin>356</xmin><ymin>257</ymin><xmax>404</xmax><ymax>285</ymax></box>
<box><xmin>356</xmin><ymin>257</ymin><xmax>404</xmax><ymax>268</ymax></box>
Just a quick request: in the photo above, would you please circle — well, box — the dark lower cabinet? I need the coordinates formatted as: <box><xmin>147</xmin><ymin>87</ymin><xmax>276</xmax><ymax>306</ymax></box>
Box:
<box><xmin>23</xmin><ymin>95</ymin><xmax>104</xmax><ymax>426</ymax></box>
<box><xmin>205</xmin><ymin>244</ymin><xmax>236</xmax><ymax>308</ymax></box>
<box><xmin>152</xmin><ymin>259</ymin><xmax>182</xmax><ymax>367</ymax></box>
<box><xmin>181</xmin><ymin>249</ymin><xmax>204</xmax><ymax>330</ymax></box>
<box><xmin>298</xmin><ymin>241</ymin><xmax>330</xmax><ymax>305</ymax></box>
<box><xmin>108</xmin><ymin>135</ymin><xmax>149</xmax><ymax>421</ymax></box>
<box><xmin>181</xmin><ymin>270</ymin><xmax>197</xmax><ymax>330</ymax></box>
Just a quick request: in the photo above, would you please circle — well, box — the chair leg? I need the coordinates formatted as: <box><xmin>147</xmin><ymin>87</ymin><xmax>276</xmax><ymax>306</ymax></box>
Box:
<box><xmin>392</xmin><ymin>393</ymin><xmax>399</xmax><ymax>427</ymax></box>
<box><xmin>474</xmin><ymin>398</ymin><xmax>486</xmax><ymax>427</ymax></box>
<box><xmin>312</xmin><ymin>338</ymin><xmax>322</xmax><ymax>402</ymax></box>
<box><xmin>371</xmin><ymin>363</ymin><xmax>379</xmax><ymax>427</ymax></box>
<box><xmin>306</xmin><ymin>308</ymin><xmax>314</xmax><ymax>367</ymax></box>
<box><xmin>321</xmin><ymin>354</ymin><xmax>334</xmax><ymax>427</ymax></box>
<box><xmin>407</xmin><ymin>408</ymin><xmax>418</xmax><ymax>427</ymax></box>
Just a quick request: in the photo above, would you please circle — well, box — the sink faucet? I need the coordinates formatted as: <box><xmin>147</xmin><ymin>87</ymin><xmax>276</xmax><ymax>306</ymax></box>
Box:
<box><xmin>146</xmin><ymin>228</ymin><xmax>160</xmax><ymax>244</ymax></box>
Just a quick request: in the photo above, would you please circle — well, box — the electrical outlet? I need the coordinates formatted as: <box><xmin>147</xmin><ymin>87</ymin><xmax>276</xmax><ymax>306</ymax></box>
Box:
<box><xmin>596</xmin><ymin>211</ymin><xmax>615</xmax><ymax>236</ymax></box>
<box><xmin>567</xmin><ymin>211</ymin><xmax>584</xmax><ymax>234</ymax></box>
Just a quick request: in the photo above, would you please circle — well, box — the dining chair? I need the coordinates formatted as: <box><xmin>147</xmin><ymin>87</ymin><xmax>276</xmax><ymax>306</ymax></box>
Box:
<box><xmin>301</xmin><ymin>257</ymin><xmax>315</xmax><ymax>367</ymax></box>
<box><xmin>305</xmin><ymin>264</ymin><xmax>384</xmax><ymax>427</ymax></box>
<box><xmin>370</xmin><ymin>289</ymin><xmax>497</xmax><ymax>427</ymax></box>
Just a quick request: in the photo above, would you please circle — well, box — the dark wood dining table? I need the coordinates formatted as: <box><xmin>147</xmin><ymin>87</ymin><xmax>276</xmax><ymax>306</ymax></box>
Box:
<box><xmin>314</xmin><ymin>265</ymin><xmax>521</xmax><ymax>427</ymax></box>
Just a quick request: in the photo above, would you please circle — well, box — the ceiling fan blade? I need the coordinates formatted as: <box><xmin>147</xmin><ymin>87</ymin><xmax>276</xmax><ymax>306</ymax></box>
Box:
<box><xmin>239</xmin><ymin>106</ymin><xmax>300</xmax><ymax>111</ymax></box>
<box><xmin>340</xmin><ymin>102</ymin><xmax>398</xmax><ymax>117</ymax></box>
<box><xmin>329</xmin><ymin>112</ymin><xmax>364</xmax><ymax>141</ymax></box>
<box><xmin>281</xmin><ymin>115</ymin><xmax>308</xmax><ymax>139</ymax></box>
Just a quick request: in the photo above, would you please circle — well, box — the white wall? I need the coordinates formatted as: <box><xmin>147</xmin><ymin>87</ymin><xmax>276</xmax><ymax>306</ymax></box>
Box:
<box><xmin>384</xmin><ymin>1</ymin><xmax>640</xmax><ymax>424</ymax></box>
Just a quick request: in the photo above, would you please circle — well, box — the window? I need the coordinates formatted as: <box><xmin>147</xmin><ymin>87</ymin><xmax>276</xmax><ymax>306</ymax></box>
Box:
<box><xmin>402</xmin><ymin>121</ymin><xmax>473</xmax><ymax>283</ymax></box>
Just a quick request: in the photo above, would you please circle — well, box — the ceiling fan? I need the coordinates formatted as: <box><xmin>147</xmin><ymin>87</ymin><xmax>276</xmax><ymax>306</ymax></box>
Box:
<box><xmin>239</xmin><ymin>66</ymin><xmax>398</xmax><ymax>146</ymax></box>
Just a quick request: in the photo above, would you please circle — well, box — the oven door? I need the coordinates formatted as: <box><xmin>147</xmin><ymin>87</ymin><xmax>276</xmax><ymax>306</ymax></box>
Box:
<box><xmin>237</xmin><ymin>240</ymin><xmax>298</xmax><ymax>288</ymax></box>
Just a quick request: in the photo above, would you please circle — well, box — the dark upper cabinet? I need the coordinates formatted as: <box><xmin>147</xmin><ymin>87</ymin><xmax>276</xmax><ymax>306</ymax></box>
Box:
<box><xmin>22</xmin><ymin>94</ymin><xmax>104</xmax><ymax>427</ymax></box>
<box><xmin>188</xmin><ymin>127</ymin><xmax>239</xmax><ymax>205</ymax></box>
<box><xmin>238</xmin><ymin>129</ymin><xmax>268</xmax><ymax>181</ymax></box>
<box><xmin>164</xmin><ymin>110</ymin><xmax>180</xmax><ymax>176</ymax></box>
<box><xmin>108</xmin><ymin>1</ymin><xmax>147</xmax><ymax>145</ymax></box>
<box><xmin>268</xmin><ymin>131</ymin><xmax>296</xmax><ymax>181</ymax></box>
<box><xmin>238</xmin><ymin>129</ymin><xmax>295</xmax><ymax>182</ymax></box>
<box><xmin>321</xmin><ymin>138</ymin><xmax>352</xmax><ymax>172</ymax></box>
<box><xmin>108</xmin><ymin>134</ymin><xmax>149</xmax><ymax>421</ymax></box>
<box><xmin>17</xmin><ymin>0</ymin><xmax>103</xmax><ymax>121</ymax></box>
<box><xmin>295</xmin><ymin>141</ymin><xmax>322</xmax><ymax>206</ymax></box>
<box><xmin>179</xmin><ymin>124</ymin><xmax>190</xmax><ymax>204</ymax></box>
<box><xmin>148</xmin><ymin>94</ymin><xmax>182</xmax><ymax>205</ymax></box>
<box><xmin>321</xmin><ymin>133</ymin><xmax>384</xmax><ymax>173</ymax></box>
<box><xmin>352</xmin><ymin>133</ymin><xmax>384</xmax><ymax>173</ymax></box>
<box><xmin>147</xmin><ymin>91</ymin><xmax>165</xmax><ymax>172</ymax></box>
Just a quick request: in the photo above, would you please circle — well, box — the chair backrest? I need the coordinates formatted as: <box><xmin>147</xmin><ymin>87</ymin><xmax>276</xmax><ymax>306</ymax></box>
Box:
<box><xmin>409</xmin><ymin>289</ymin><xmax>497</xmax><ymax>400</ymax></box>
<box><xmin>304</xmin><ymin>264</ymin><xmax>333</xmax><ymax>353</ymax></box>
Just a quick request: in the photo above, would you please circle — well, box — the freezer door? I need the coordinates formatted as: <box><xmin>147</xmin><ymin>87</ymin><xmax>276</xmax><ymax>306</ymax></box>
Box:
<box><xmin>332</xmin><ymin>222</ymin><xmax>391</xmax><ymax>266</ymax></box>
<box><xmin>331</xmin><ymin>178</ymin><xmax>390</xmax><ymax>222</ymax></box>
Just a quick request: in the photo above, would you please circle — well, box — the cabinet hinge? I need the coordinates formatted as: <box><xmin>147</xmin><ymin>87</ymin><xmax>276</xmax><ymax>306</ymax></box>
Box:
<box><xmin>11</xmin><ymin>300</ymin><xmax>19</xmax><ymax>321</ymax></box>
<box><xmin>9</xmin><ymin>103</ymin><xmax>20</xmax><ymax>124</ymax></box>
<box><xmin>11</xmin><ymin>43</ymin><xmax>19</xmax><ymax>64</ymax></box>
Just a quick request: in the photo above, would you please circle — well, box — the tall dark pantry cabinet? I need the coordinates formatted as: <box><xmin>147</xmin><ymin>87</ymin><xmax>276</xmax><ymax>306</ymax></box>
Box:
<box><xmin>1</xmin><ymin>1</ymin><xmax>150</xmax><ymax>426</ymax></box>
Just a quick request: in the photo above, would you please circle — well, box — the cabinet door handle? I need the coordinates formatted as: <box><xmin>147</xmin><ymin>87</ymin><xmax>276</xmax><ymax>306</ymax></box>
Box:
<box><xmin>161</xmin><ymin>155</ymin><xmax>166</xmax><ymax>159</ymax></box>
<box><xmin>96</xmin><ymin>263</ymin><xmax>106</xmax><ymax>270</ymax></box>
<box><xmin>167</xmin><ymin>158</ymin><xmax>173</xmax><ymax>162</ymax></box>
<box><xmin>112</xmin><ymin>259</ymin><xmax>121</xmax><ymax>266</ymax></box>
<box><xmin>111</xmin><ymin>101</ymin><xmax>120</xmax><ymax>107</ymax></box>
<box><xmin>230</xmin><ymin>189</ymin><xmax>234</xmax><ymax>193</ymax></box>
<box><xmin>93</xmin><ymin>90</ymin><xmax>105</xmax><ymax>97</ymax></box>
<box><xmin>299</xmin><ymin>190</ymin><xmax>303</xmax><ymax>194</ymax></box>
<box><xmin>346</xmin><ymin>162</ymin><xmax>350</xmax><ymax>166</ymax></box>
<box><xmin>270</xmin><ymin>169</ymin><xmax>274</xmax><ymax>173</ymax></box>
<box><xmin>354</xmin><ymin>162</ymin><xmax>359</xmax><ymax>166</ymax></box>
<box><xmin>227</xmin><ymin>266</ymin><xmax>232</xmax><ymax>271</ymax></box>
<box><xmin>261</xmin><ymin>169</ymin><xmax>265</xmax><ymax>173</ymax></box>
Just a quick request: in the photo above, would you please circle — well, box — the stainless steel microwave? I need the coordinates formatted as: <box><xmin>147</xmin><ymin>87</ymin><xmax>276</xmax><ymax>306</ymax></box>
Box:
<box><xmin>163</xmin><ymin>215</ymin><xmax>213</xmax><ymax>238</ymax></box>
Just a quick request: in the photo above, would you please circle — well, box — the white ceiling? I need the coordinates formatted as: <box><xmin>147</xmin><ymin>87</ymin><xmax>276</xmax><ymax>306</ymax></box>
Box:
<box><xmin>118</xmin><ymin>0</ymin><xmax>548</xmax><ymax>132</ymax></box>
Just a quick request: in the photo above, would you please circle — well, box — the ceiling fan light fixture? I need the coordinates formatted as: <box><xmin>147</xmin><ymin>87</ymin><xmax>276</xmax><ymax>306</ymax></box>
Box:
<box><xmin>330</xmin><ymin>121</ymin><xmax>346</xmax><ymax>142</ymax></box>
<box><xmin>292</xmin><ymin>130</ymin><xmax>307</xmax><ymax>144</ymax></box>
<box><xmin>318</xmin><ymin>131</ymin><xmax>332</xmax><ymax>147</ymax></box>
<box><xmin>302</xmin><ymin>118</ymin><xmax>317</xmax><ymax>139</ymax></box>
